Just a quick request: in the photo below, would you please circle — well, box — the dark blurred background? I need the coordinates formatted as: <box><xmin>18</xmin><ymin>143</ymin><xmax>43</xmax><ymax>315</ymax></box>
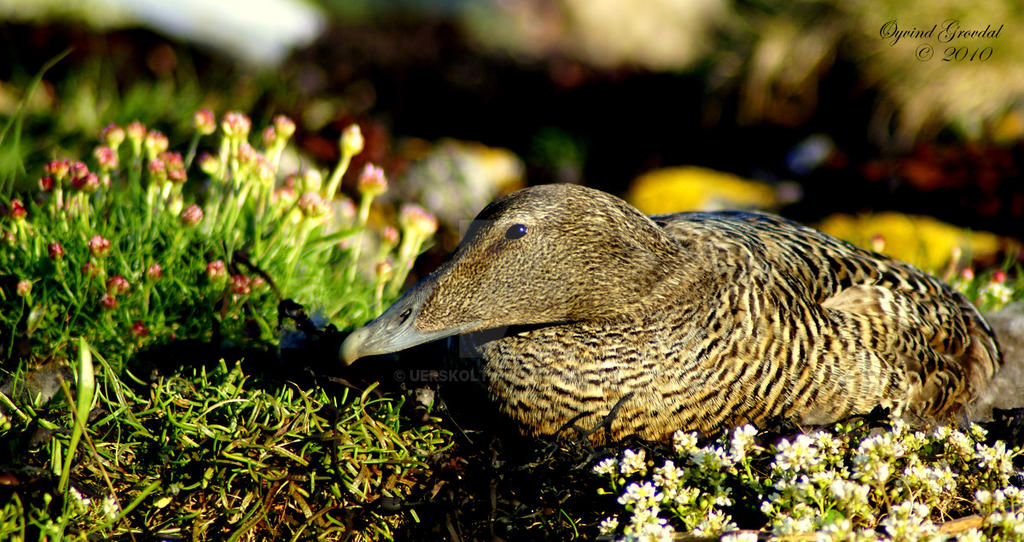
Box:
<box><xmin>2</xmin><ymin>0</ymin><xmax>1022</xmax><ymax>271</ymax></box>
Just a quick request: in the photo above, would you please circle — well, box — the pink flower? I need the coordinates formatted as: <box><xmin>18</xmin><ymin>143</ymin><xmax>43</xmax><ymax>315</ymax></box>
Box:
<box><xmin>273</xmin><ymin>115</ymin><xmax>296</xmax><ymax>139</ymax></box>
<box><xmin>131</xmin><ymin>320</ymin><xmax>149</xmax><ymax>336</ymax></box>
<box><xmin>47</xmin><ymin>242</ymin><xmax>64</xmax><ymax>260</ymax></box>
<box><xmin>993</xmin><ymin>270</ymin><xmax>1007</xmax><ymax>284</ymax></box>
<box><xmin>144</xmin><ymin>131</ymin><xmax>169</xmax><ymax>156</ymax></box>
<box><xmin>230</xmin><ymin>274</ymin><xmax>251</xmax><ymax>295</ymax></box>
<box><xmin>193</xmin><ymin>108</ymin><xmax>216</xmax><ymax>135</ymax></box>
<box><xmin>146</xmin><ymin>263</ymin><xmax>162</xmax><ymax>281</ymax></box>
<box><xmin>71</xmin><ymin>173</ymin><xmax>101</xmax><ymax>193</ymax></box>
<box><xmin>125</xmin><ymin>121</ymin><xmax>147</xmax><ymax>145</ymax></box>
<box><xmin>39</xmin><ymin>176</ymin><xmax>55</xmax><ymax>192</ymax></box>
<box><xmin>68</xmin><ymin>161</ymin><xmax>89</xmax><ymax>180</ymax></box>
<box><xmin>221</xmin><ymin>111</ymin><xmax>251</xmax><ymax>139</ymax></box>
<box><xmin>206</xmin><ymin>260</ymin><xmax>227</xmax><ymax>283</ymax></box>
<box><xmin>262</xmin><ymin>126</ymin><xmax>277</xmax><ymax>148</ymax></box>
<box><xmin>7</xmin><ymin>199</ymin><xmax>27</xmax><ymax>221</ymax></box>
<box><xmin>399</xmin><ymin>204</ymin><xmax>438</xmax><ymax>237</ymax></box>
<box><xmin>180</xmin><ymin>204</ymin><xmax>204</xmax><ymax>226</ymax></box>
<box><xmin>100</xmin><ymin>293</ymin><xmax>118</xmax><ymax>310</ymax></box>
<box><xmin>89</xmin><ymin>235</ymin><xmax>111</xmax><ymax>257</ymax></box>
<box><xmin>381</xmin><ymin>225</ymin><xmax>399</xmax><ymax>247</ymax></box>
<box><xmin>297</xmin><ymin>192</ymin><xmax>329</xmax><ymax>218</ymax></box>
<box><xmin>106</xmin><ymin>275</ymin><xmax>130</xmax><ymax>295</ymax></box>
<box><xmin>16</xmin><ymin>279</ymin><xmax>31</xmax><ymax>297</ymax></box>
<box><xmin>101</xmin><ymin>124</ymin><xmax>125</xmax><ymax>148</ymax></box>
<box><xmin>357</xmin><ymin>164</ymin><xmax>388</xmax><ymax>197</ymax></box>
<box><xmin>46</xmin><ymin>159</ymin><xmax>70</xmax><ymax>181</ymax></box>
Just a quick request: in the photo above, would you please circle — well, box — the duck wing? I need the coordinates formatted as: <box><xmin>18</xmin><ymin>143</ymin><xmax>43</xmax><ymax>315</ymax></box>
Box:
<box><xmin>654</xmin><ymin>210</ymin><xmax>1002</xmax><ymax>422</ymax></box>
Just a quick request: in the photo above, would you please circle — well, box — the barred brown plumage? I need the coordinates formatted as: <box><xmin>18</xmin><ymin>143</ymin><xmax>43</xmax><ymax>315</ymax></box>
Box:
<box><xmin>341</xmin><ymin>183</ymin><xmax>1004</xmax><ymax>443</ymax></box>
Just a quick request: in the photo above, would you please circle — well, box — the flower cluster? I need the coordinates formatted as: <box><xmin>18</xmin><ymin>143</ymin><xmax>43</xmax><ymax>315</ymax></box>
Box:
<box><xmin>593</xmin><ymin>420</ymin><xmax>1024</xmax><ymax>541</ymax></box>
<box><xmin>2</xmin><ymin>108</ymin><xmax>438</xmax><ymax>357</ymax></box>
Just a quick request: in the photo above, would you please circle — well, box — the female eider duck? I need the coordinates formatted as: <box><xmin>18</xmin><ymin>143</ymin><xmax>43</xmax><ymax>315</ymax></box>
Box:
<box><xmin>341</xmin><ymin>183</ymin><xmax>1003</xmax><ymax>442</ymax></box>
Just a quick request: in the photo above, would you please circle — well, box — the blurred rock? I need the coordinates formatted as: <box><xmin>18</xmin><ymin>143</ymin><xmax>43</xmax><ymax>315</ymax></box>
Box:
<box><xmin>817</xmin><ymin>212</ymin><xmax>1013</xmax><ymax>273</ymax></box>
<box><xmin>626</xmin><ymin>166</ymin><xmax>799</xmax><ymax>214</ymax></box>
<box><xmin>394</xmin><ymin>139</ymin><xmax>524</xmax><ymax>236</ymax></box>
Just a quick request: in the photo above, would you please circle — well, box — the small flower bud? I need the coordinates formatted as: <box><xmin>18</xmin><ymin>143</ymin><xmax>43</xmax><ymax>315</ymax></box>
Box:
<box><xmin>297</xmin><ymin>192</ymin><xmax>329</xmax><ymax>219</ymax></box>
<box><xmin>16</xmin><ymin>279</ymin><xmax>31</xmax><ymax>297</ymax></box>
<box><xmin>159</xmin><ymin>152</ymin><xmax>184</xmax><ymax>171</ymax></box>
<box><xmin>206</xmin><ymin>260</ymin><xmax>227</xmax><ymax>283</ymax></box>
<box><xmin>262</xmin><ymin>126</ymin><xmax>277</xmax><ymax>148</ymax></box>
<box><xmin>230</xmin><ymin>274</ymin><xmax>251</xmax><ymax>295</ymax></box>
<box><xmin>148</xmin><ymin>158</ymin><xmax>167</xmax><ymax>183</ymax></box>
<box><xmin>8</xmin><ymin>199</ymin><xmax>27</xmax><ymax>221</ymax></box>
<box><xmin>94</xmin><ymin>146</ymin><xmax>119</xmax><ymax>171</ymax></box>
<box><xmin>89</xmin><ymin>235</ymin><xmax>111</xmax><ymax>257</ymax></box>
<box><xmin>357</xmin><ymin>164</ymin><xmax>387</xmax><ymax>197</ymax></box>
<box><xmin>198</xmin><ymin>153</ymin><xmax>218</xmax><ymax>175</ymax></box>
<box><xmin>106</xmin><ymin>275</ymin><xmax>130</xmax><ymax>295</ymax></box>
<box><xmin>273</xmin><ymin>115</ymin><xmax>296</xmax><ymax>139</ymax></box>
<box><xmin>38</xmin><ymin>176</ymin><xmax>54</xmax><ymax>192</ymax></box>
<box><xmin>48</xmin><ymin>242</ymin><xmax>64</xmax><ymax>260</ymax></box>
<box><xmin>993</xmin><ymin>270</ymin><xmax>1007</xmax><ymax>284</ymax></box>
<box><xmin>221</xmin><ymin>111</ymin><xmax>251</xmax><ymax>139</ymax></box>
<box><xmin>193</xmin><ymin>108</ymin><xmax>216</xmax><ymax>135</ymax></box>
<box><xmin>381</xmin><ymin>225</ymin><xmax>399</xmax><ymax>248</ymax></box>
<box><xmin>399</xmin><ymin>204</ymin><xmax>438</xmax><ymax>237</ymax></box>
<box><xmin>71</xmin><ymin>173</ymin><xmax>101</xmax><ymax>193</ymax></box>
<box><xmin>144</xmin><ymin>131</ymin><xmax>169</xmax><ymax>158</ymax></box>
<box><xmin>180</xmin><ymin>204</ymin><xmax>204</xmax><ymax>227</ymax></box>
<box><xmin>146</xmin><ymin>263</ymin><xmax>162</xmax><ymax>281</ymax></box>
<box><xmin>340</xmin><ymin>124</ymin><xmax>364</xmax><ymax>157</ymax></box>
<box><xmin>167</xmin><ymin>167</ymin><xmax>187</xmax><ymax>184</ymax></box>
<box><xmin>101</xmin><ymin>124</ymin><xmax>125</xmax><ymax>148</ymax></box>
<box><xmin>131</xmin><ymin>320</ymin><xmax>149</xmax><ymax>337</ymax></box>
<box><xmin>125</xmin><ymin>121</ymin><xmax>147</xmax><ymax>145</ymax></box>
<box><xmin>236</xmin><ymin>142</ymin><xmax>256</xmax><ymax>165</ymax></box>
<box><xmin>69</xmin><ymin>161</ymin><xmax>89</xmax><ymax>179</ymax></box>
<box><xmin>46</xmin><ymin>159</ymin><xmax>70</xmax><ymax>182</ymax></box>
<box><xmin>100</xmin><ymin>293</ymin><xmax>118</xmax><ymax>310</ymax></box>
<box><xmin>299</xmin><ymin>170</ymin><xmax>322</xmax><ymax>194</ymax></box>
<box><xmin>961</xmin><ymin>268</ymin><xmax>975</xmax><ymax>281</ymax></box>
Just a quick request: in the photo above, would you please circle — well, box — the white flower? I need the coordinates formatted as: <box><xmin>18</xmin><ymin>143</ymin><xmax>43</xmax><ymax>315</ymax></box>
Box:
<box><xmin>977</xmin><ymin>440</ymin><xmax>1015</xmax><ymax>475</ymax></box>
<box><xmin>101</xmin><ymin>494</ymin><xmax>120</xmax><ymax>521</ymax></box>
<box><xmin>880</xmin><ymin>501</ymin><xmax>937</xmax><ymax>541</ymax></box>
<box><xmin>652</xmin><ymin>460</ymin><xmax>685</xmax><ymax>500</ymax></box>
<box><xmin>773</xmin><ymin>434</ymin><xmax>821</xmax><ymax>473</ymax></box>
<box><xmin>672</xmin><ymin>430</ymin><xmax>700</xmax><ymax>456</ymax></box>
<box><xmin>694</xmin><ymin>508</ymin><xmax>737</xmax><ymax>536</ymax></box>
<box><xmin>68</xmin><ymin>486</ymin><xmax>91</xmax><ymax>510</ymax></box>
<box><xmin>598</xmin><ymin>516</ymin><xmax>619</xmax><ymax>535</ymax></box>
<box><xmin>593</xmin><ymin>457</ymin><xmax>618</xmax><ymax>476</ymax></box>
<box><xmin>619</xmin><ymin>481</ymin><xmax>663</xmax><ymax>509</ymax></box>
<box><xmin>620</xmin><ymin>449</ymin><xmax>648</xmax><ymax>477</ymax></box>
<box><xmin>691</xmin><ymin>445</ymin><xmax>732</xmax><ymax>470</ymax></box>
<box><xmin>729</xmin><ymin>424</ymin><xmax>759</xmax><ymax>462</ymax></box>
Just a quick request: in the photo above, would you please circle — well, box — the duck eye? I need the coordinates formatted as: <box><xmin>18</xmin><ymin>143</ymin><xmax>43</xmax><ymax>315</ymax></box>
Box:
<box><xmin>505</xmin><ymin>224</ymin><xmax>528</xmax><ymax>240</ymax></box>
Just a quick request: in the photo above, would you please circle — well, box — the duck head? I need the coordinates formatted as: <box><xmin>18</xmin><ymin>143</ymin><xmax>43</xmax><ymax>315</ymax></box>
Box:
<box><xmin>341</xmin><ymin>183</ymin><xmax>691</xmax><ymax>364</ymax></box>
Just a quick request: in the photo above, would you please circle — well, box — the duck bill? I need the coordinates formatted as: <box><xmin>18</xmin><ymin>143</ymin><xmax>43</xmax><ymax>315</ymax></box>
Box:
<box><xmin>340</xmin><ymin>277</ymin><xmax>482</xmax><ymax>365</ymax></box>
